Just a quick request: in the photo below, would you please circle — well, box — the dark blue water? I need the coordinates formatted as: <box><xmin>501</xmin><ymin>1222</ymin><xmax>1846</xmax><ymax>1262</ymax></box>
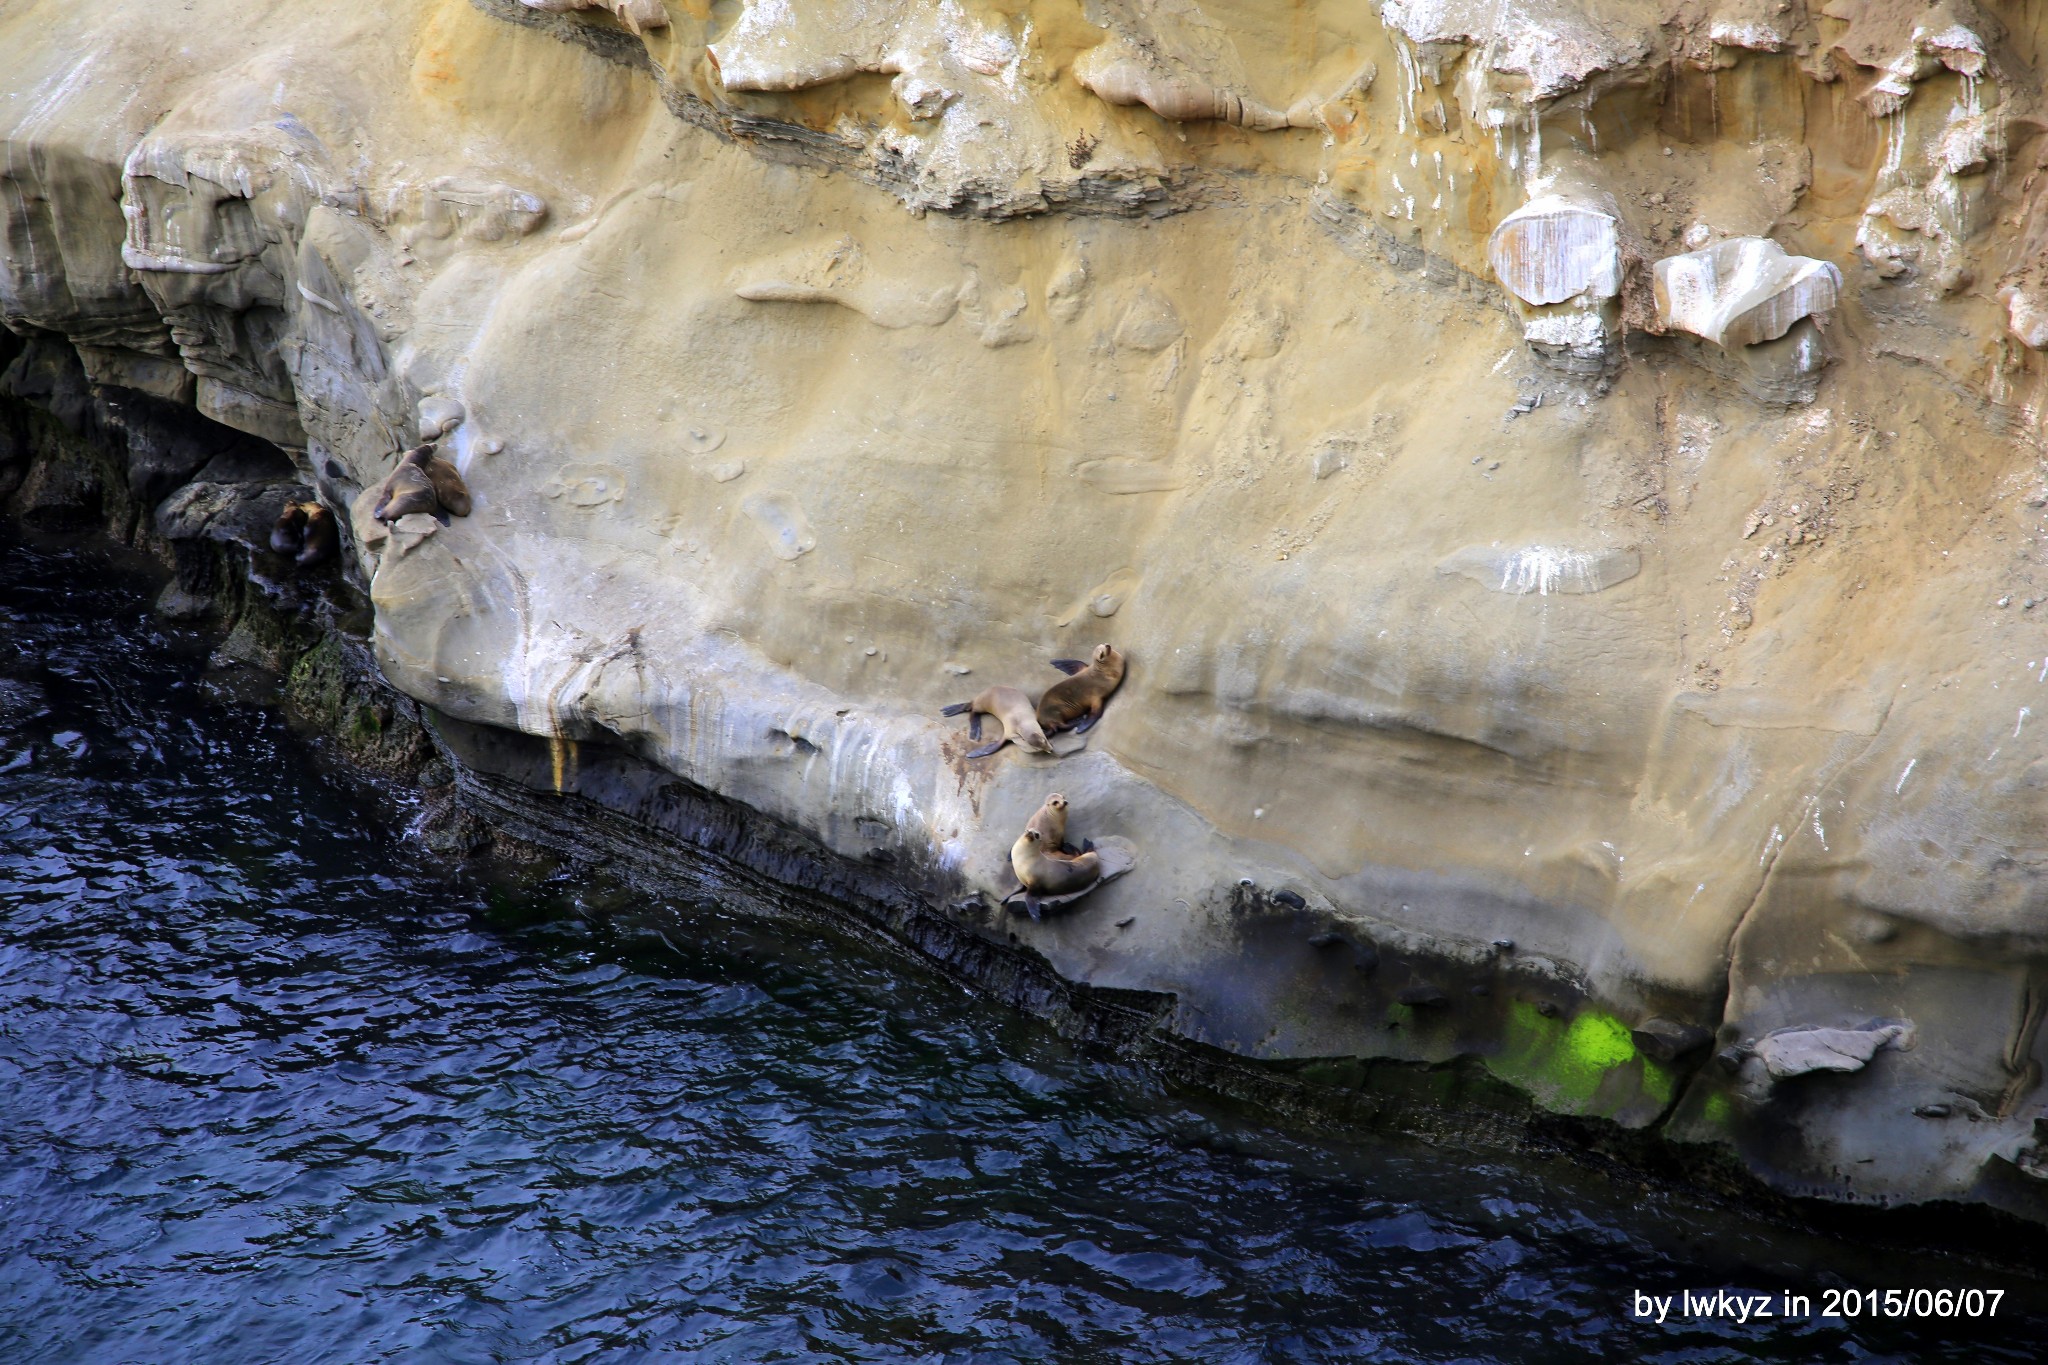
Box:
<box><xmin>3</xmin><ymin>531</ymin><xmax>2045</xmax><ymax>1364</ymax></box>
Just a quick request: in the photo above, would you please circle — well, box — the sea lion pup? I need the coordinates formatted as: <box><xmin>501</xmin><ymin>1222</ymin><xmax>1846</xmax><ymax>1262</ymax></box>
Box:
<box><xmin>295</xmin><ymin>504</ymin><xmax>339</xmax><ymax>569</ymax></box>
<box><xmin>1010</xmin><ymin>826</ymin><xmax>1102</xmax><ymax>919</ymax></box>
<box><xmin>1024</xmin><ymin>792</ymin><xmax>1092</xmax><ymax>858</ymax></box>
<box><xmin>1035</xmin><ymin>643</ymin><xmax>1126</xmax><ymax>737</ymax></box>
<box><xmin>269</xmin><ymin>502</ymin><xmax>308</xmax><ymax>555</ymax></box>
<box><xmin>940</xmin><ymin>685</ymin><xmax>1053</xmax><ymax>760</ymax></box>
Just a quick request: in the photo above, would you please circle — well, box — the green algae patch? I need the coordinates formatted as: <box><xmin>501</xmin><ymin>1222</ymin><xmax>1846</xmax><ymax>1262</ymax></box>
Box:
<box><xmin>1483</xmin><ymin>1001</ymin><xmax>1675</xmax><ymax>1127</ymax></box>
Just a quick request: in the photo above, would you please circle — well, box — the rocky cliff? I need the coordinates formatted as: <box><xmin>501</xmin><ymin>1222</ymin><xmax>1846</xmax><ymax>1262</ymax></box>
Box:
<box><xmin>8</xmin><ymin>0</ymin><xmax>2048</xmax><ymax>1219</ymax></box>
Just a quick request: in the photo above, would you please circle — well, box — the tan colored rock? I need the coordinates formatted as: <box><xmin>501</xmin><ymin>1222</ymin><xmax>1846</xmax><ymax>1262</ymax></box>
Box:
<box><xmin>10</xmin><ymin>0</ymin><xmax>2048</xmax><ymax>1224</ymax></box>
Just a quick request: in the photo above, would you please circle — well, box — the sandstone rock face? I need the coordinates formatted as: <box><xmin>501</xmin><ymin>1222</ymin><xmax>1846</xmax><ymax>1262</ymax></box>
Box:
<box><xmin>9</xmin><ymin>0</ymin><xmax>2048</xmax><ymax>1219</ymax></box>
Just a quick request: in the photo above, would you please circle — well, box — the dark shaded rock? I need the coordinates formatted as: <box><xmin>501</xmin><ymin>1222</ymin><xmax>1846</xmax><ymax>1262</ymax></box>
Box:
<box><xmin>1632</xmin><ymin>1017</ymin><xmax>1713</xmax><ymax>1064</ymax></box>
<box><xmin>1397</xmin><ymin>984</ymin><xmax>1449</xmax><ymax>1008</ymax></box>
<box><xmin>1273</xmin><ymin>888</ymin><xmax>1306</xmax><ymax>909</ymax></box>
<box><xmin>155</xmin><ymin>479</ymin><xmax>307</xmax><ymax>552</ymax></box>
<box><xmin>1915</xmin><ymin>1103</ymin><xmax>1953</xmax><ymax>1119</ymax></box>
<box><xmin>13</xmin><ymin>454</ymin><xmax>103</xmax><ymax>530</ymax></box>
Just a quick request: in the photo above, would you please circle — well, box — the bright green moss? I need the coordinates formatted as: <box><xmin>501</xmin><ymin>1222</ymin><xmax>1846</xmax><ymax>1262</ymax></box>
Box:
<box><xmin>1563</xmin><ymin>1011</ymin><xmax>1635</xmax><ymax>1072</ymax></box>
<box><xmin>1485</xmin><ymin>1003</ymin><xmax>1670</xmax><ymax>1122</ymax></box>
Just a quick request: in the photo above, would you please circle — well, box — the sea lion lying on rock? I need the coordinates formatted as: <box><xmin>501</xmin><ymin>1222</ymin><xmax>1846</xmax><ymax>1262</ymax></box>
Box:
<box><xmin>1010</xmin><ymin>827</ymin><xmax>1103</xmax><ymax>920</ymax></box>
<box><xmin>941</xmin><ymin>685</ymin><xmax>1053</xmax><ymax>759</ymax></box>
<box><xmin>1037</xmin><ymin>643</ymin><xmax>1125</xmax><ymax>737</ymax></box>
<box><xmin>372</xmin><ymin>445</ymin><xmax>472</xmax><ymax>522</ymax></box>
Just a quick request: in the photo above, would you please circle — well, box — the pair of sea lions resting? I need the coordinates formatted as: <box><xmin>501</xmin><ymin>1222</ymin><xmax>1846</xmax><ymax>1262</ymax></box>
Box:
<box><xmin>372</xmin><ymin>444</ymin><xmax>472</xmax><ymax>523</ymax></box>
<box><xmin>269</xmin><ymin>500</ymin><xmax>339</xmax><ymax>569</ymax></box>
<box><xmin>1009</xmin><ymin>791</ymin><xmax>1103</xmax><ymax>918</ymax></box>
<box><xmin>941</xmin><ymin>643</ymin><xmax>1126</xmax><ymax>759</ymax></box>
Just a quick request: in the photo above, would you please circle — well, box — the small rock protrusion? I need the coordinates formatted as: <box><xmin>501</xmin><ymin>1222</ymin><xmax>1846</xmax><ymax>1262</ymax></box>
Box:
<box><xmin>1491</xmin><ymin>938</ymin><xmax>1516</xmax><ymax>953</ymax></box>
<box><xmin>1632</xmin><ymin>1018</ymin><xmax>1713</xmax><ymax>1064</ymax></box>
<box><xmin>1534</xmin><ymin>1000</ymin><xmax>1562</xmax><ymax>1019</ymax></box>
<box><xmin>417</xmin><ymin>396</ymin><xmax>465</xmax><ymax>442</ymax></box>
<box><xmin>1274</xmin><ymin>889</ymin><xmax>1307</xmax><ymax>910</ymax></box>
<box><xmin>1397</xmin><ymin>984</ymin><xmax>1449</xmax><ymax>1008</ymax></box>
<box><xmin>1914</xmin><ymin>1103</ymin><xmax>1954</xmax><ymax>1119</ymax></box>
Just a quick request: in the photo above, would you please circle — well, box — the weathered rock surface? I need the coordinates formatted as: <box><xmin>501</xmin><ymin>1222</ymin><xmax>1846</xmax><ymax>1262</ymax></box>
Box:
<box><xmin>9</xmin><ymin>0</ymin><xmax>2048</xmax><ymax>1221</ymax></box>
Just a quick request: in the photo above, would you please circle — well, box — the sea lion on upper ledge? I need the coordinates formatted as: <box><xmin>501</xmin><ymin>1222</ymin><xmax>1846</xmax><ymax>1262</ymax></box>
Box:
<box><xmin>1036</xmin><ymin>643</ymin><xmax>1125</xmax><ymax>737</ymax></box>
<box><xmin>941</xmin><ymin>685</ymin><xmax>1053</xmax><ymax>759</ymax></box>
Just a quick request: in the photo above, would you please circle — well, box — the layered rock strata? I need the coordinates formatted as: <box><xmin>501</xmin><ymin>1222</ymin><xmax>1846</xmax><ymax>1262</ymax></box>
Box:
<box><xmin>9</xmin><ymin>0</ymin><xmax>2048</xmax><ymax>1220</ymax></box>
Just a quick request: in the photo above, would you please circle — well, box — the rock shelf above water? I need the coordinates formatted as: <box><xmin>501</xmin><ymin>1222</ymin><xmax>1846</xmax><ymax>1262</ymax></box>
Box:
<box><xmin>8</xmin><ymin>0</ymin><xmax>2048</xmax><ymax>1224</ymax></box>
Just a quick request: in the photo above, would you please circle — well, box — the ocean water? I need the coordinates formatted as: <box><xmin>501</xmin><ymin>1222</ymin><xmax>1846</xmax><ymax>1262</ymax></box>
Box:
<box><xmin>2</xmin><ymin>530</ymin><xmax>2043</xmax><ymax>1364</ymax></box>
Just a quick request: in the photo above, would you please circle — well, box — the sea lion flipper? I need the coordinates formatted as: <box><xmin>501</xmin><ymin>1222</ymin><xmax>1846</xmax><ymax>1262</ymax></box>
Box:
<box><xmin>965</xmin><ymin>738</ymin><xmax>1004</xmax><ymax>760</ymax></box>
<box><xmin>1082</xmin><ymin>838</ymin><xmax>1095</xmax><ymax>854</ymax></box>
<box><xmin>939</xmin><ymin>701</ymin><xmax>973</xmax><ymax>718</ymax></box>
<box><xmin>1048</xmin><ymin>659</ymin><xmax>1088</xmax><ymax>676</ymax></box>
<box><xmin>968</xmin><ymin>712</ymin><xmax>984</xmax><ymax>741</ymax></box>
<box><xmin>1072</xmin><ymin>709</ymin><xmax>1100</xmax><ymax>735</ymax></box>
<box><xmin>1024</xmin><ymin>893</ymin><xmax>1042</xmax><ymax>920</ymax></box>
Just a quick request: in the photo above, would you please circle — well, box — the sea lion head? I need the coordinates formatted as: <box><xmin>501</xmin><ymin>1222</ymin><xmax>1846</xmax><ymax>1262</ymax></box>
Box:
<box><xmin>1092</xmin><ymin>643</ymin><xmax>1120</xmax><ymax>667</ymax></box>
<box><xmin>401</xmin><ymin>444</ymin><xmax>436</xmax><ymax>468</ymax></box>
<box><xmin>1022</xmin><ymin>828</ymin><xmax>1044</xmax><ymax>846</ymax></box>
<box><xmin>1044</xmin><ymin>793</ymin><xmax>1067</xmax><ymax>813</ymax></box>
<box><xmin>1021</xmin><ymin>717</ymin><xmax>1053</xmax><ymax>753</ymax></box>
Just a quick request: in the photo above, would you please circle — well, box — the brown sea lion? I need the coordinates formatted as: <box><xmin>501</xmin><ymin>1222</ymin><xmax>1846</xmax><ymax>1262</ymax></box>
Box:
<box><xmin>415</xmin><ymin>445</ymin><xmax>472</xmax><ymax>517</ymax></box>
<box><xmin>372</xmin><ymin>456</ymin><xmax>439</xmax><ymax>522</ymax></box>
<box><xmin>1024</xmin><ymin>792</ymin><xmax>1092</xmax><ymax>858</ymax></box>
<box><xmin>1036</xmin><ymin>643</ymin><xmax>1126</xmax><ymax>737</ymax></box>
<box><xmin>1010</xmin><ymin>826</ymin><xmax>1102</xmax><ymax>919</ymax></box>
<box><xmin>269</xmin><ymin>502</ymin><xmax>308</xmax><ymax>555</ymax></box>
<box><xmin>1025</xmin><ymin>792</ymin><xmax>1068</xmax><ymax>848</ymax></box>
<box><xmin>941</xmin><ymin>685</ymin><xmax>1052</xmax><ymax>760</ymax></box>
<box><xmin>296</xmin><ymin>504</ymin><xmax>339</xmax><ymax>568</ymax></box>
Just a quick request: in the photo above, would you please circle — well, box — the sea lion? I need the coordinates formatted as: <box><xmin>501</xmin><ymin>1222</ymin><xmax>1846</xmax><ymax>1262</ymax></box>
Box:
<box><xmin>372</xmin><ymin>445</ymin><xmax>472</xmax><ymax>522</ymax></box>
<box><xmin>372</xmin><ymin>455</ymin><xmax>439</xmax><ymax>522</ymax></box>
<box><xmin>1009</xmin><ymin>826</ymin><xmax>1103</xmax><ymax>919</ymax></box>
<box><xmin>1036</xmin><ymin>643</ymin><xmax>1126</xmax><ymax>736</ymax></box>
<box><xmin>269</xmin><ymin>502</ymin><xmax>307</xmax><ymax>555</ymax></box>
<box><xmin>416</xmin><ymin>445</ymin><xmax>473</xmax><ymax>517</ymax></box>
<box><xmin>1025</xmin><ymin>791</ymin><xmax>1068</xmax><ymax>848</ymax></box>
<box><xmin>941</xmin><ymin>685</ymin><xmax>1052</xmax><ymax>760</ymax></box>
<box><xmin>1024</xmin><ymin>792</ymin><xmax>1092</xmax><ymax>858</ymax></box>
<box><xmin>296</xmin><ymin>504</ymin><xmax>338</xmax><ymax>569</ymax></box>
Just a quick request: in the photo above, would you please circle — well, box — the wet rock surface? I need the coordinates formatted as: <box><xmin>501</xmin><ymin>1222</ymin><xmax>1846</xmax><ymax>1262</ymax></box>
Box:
<box><xmin>7</xmin><ymin>0</ymin><xmax>2048</xmax><ymax>1222</ymax></box>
